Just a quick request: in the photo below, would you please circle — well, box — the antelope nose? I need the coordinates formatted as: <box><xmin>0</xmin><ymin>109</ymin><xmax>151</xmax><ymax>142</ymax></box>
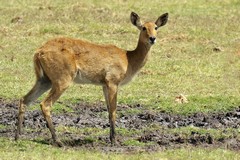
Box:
<box><xmin>149</xmin><ymin>37</ymin><xmax>156</xmax><ymax>44</ymax></box>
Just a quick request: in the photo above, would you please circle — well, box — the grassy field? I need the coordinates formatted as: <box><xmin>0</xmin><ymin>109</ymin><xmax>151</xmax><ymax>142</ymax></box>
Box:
<box><xmin>1</xmin><ymin>137</ymin><xmax>240</xmax><ymax>160</ymax></box>
<box><xmin>0</xmin><ymin>0</ymin><xmax>240</xmax><ymax>159</ymax></box>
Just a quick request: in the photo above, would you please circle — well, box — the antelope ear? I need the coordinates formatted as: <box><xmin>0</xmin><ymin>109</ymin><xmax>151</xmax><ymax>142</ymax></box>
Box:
<box><xmin>130</xmin><ymin>12</ymin><xmax>142</xmax><ymax>30</ymax></box>
<box><xmin>155</xmin><ymin>13</ymin><xmax>168</xmax><ymax>29</ymax></box>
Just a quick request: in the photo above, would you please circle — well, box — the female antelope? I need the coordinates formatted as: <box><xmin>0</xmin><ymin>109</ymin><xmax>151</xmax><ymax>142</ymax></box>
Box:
<box><xmin>15</xmin><ymin>12</ymin><xmax>168</xmax><ymax>146</ymax></box>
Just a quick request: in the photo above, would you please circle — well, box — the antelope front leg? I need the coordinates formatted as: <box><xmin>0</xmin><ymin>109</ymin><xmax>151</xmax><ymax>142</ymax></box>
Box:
<box><xmin>105</xmin><ymin>83</ymin><xmax>118</xmax><ymax>145</ymax></box>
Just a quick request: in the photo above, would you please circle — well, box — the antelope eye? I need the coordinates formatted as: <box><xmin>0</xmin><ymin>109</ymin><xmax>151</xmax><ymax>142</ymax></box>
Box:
<box><xmin>142</xmin><ymin>27</ymin><xmax>146</xmax><ymax>31</ymax></box>
<box><xmin>155</xmin><ymin>27</ymin><xmax>158</xmax><ymax>30</ymax></box>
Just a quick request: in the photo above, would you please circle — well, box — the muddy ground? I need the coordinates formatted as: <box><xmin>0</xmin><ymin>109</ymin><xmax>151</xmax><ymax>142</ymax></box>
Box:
<box><xmin>0</xmin><ymin>98</ymin><xmax>240</xmax><ymax>152</ymax></box>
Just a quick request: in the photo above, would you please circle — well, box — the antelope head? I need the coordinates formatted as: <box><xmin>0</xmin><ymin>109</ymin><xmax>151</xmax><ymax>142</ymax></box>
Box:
<box><xmin>130</xmin><ymin>12</ymin><xmax>168</xmax><ymax>45</ymax></box>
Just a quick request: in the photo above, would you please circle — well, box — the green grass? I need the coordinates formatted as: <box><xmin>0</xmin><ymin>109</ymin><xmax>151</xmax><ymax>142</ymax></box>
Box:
<box><xmin>169</xmin><ymin>126</ymin><xmax>240</xmax><ymax>141</ymax></box>
<box><xmin>1</xmin><ymin>0</ymin><xmax>240</xmax><ymax>159</ymax></box>
<box><xmin>0</xmin><ymin>124</ymin><xmax>8</xmax><ymax>130</ymax></box>
<box><xmin>122</xmin><ymin>139</ymin><xmax>147</xmax><ymax>147</ymax></box>
<box><xmin>0</xmin><ymin>137</ymin><xmax>240</xmax><ymax>160</ymax></box>
<box><xmin>1</xmin><ymin>0</ymin><xmax>239</xmax><ymax>114</ymax></box>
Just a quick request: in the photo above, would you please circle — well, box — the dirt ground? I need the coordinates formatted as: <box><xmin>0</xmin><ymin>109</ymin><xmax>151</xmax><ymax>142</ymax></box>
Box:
<box><xmin>0</xmin><ymin>98</ymin><xmax>239</xmax><ymax>152</ymax></box>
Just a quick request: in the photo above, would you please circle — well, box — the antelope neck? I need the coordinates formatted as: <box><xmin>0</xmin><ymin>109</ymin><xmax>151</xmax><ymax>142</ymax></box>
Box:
<box><xmin>126</xmin><ymin>40</ymin><xmax>152</xmax><ymax>73</ymax></box>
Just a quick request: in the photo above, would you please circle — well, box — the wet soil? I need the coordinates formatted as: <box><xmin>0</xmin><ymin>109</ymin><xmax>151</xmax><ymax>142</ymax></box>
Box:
<box><xmin>0</xmin><ymin>98</ymin><xmax>240</xmax><ymax>152</ymax></box>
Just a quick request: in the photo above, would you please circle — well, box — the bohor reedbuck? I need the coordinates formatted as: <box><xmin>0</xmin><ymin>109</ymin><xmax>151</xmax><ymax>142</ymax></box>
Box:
<box><xmin>15</xmin><ymin>12</ymin><xmax>168</xmax><ymax>146</ymax></box>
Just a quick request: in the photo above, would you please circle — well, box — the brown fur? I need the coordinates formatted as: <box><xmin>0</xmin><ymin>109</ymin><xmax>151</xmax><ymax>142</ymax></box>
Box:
<box><xmin>15</xmin><ymin>12</ymin><xmax>168</xmax><ymax>146</ymax></box>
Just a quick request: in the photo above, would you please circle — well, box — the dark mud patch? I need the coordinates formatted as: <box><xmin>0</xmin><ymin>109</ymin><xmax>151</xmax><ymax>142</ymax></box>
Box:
<box><xmin>0</xmin><ymin>98</ymin><xmax>240</xmax><ymax>152</ymax></box>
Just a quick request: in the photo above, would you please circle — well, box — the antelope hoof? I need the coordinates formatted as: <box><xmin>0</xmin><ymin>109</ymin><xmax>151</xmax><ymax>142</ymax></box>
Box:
<box><xmin>52</xmin><ymin>140</ymin><xmax>64</xmax><ymax>147</ymax></box>
<box><xmin>15</xmin><ymin>130</ymin><xmax>21</xmax><ymax>141</ymax></box>
<box><xmin>15</xmin><ymin>134</ymin><xmax>19</xmax><ymax>141</ymax></box>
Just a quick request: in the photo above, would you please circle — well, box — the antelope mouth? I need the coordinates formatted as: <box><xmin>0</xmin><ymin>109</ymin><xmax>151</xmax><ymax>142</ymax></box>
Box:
<box><xmin>149</xmin><ymin>37</ymin><xmax>156</xmax><ymax>45</ymax></box>
<box><xmin>149</xmin><ymin>40</ymin><xmax>156</xmax><ymax>45</ymax></box>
